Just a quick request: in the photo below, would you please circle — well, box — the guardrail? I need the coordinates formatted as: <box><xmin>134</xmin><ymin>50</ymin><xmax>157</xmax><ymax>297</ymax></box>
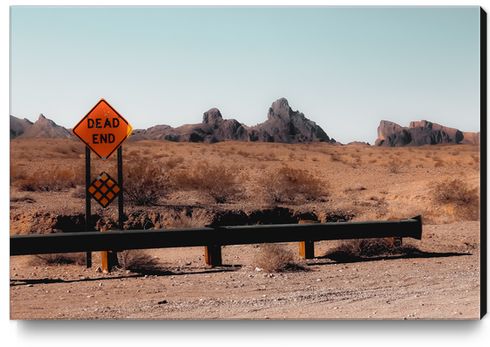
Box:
<box><xmin>10</xmin><ymin>216</ymin><xmax>422</xmax><ymax>268</ymax></box>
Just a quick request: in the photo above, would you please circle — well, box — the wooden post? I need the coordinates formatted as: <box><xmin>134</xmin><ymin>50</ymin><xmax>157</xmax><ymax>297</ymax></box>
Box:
<box><xmin>85</xmin><ymin>147</ymin><xmax>92</xmax><ymax>268</ymax></box>
<box><xmin>298</xmin><ymin>220</ymin><xmax>317</xmax><ymax>259</ymax></box>
<box><xmin>204</xmin><ymin>245</ymin><xmax>222</xmax><ymax>267</ymax></box>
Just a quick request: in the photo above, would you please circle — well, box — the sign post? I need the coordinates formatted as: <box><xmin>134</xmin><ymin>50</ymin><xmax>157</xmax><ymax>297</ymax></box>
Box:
<box><xmin>72</xmin><ymin>99</ymin><xmax>133</xmax><ymax>270</ymax></box>
<box><xmin>85</xmin><ymin>147</ymin><xmax>91</xmax><ymax>267</ymax></box>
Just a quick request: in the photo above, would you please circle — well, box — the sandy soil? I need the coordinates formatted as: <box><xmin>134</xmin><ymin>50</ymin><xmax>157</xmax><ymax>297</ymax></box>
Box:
<box><xmin>9</xmin><ymin>140</ymin><xmax>482</xmax><ymax>320</ymax></box>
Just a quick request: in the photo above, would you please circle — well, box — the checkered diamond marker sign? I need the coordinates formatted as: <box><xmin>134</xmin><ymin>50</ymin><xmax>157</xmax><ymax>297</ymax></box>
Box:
<box><xmin>88</xmin><ymin>172</ymin><xmax>120</xmax><ymax>208</ymax></box>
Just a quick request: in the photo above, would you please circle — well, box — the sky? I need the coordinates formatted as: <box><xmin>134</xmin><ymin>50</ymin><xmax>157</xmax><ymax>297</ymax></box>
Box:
<box><xmin>9</xmin><ymin>5</ymin><xmax>481</xmax><ymax>144</ymax></box>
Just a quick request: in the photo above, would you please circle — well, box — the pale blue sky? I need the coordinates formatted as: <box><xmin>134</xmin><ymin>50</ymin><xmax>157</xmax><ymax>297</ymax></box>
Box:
<box><xmin>10</xmin><ymin>6</ymin><xmax>481</xmax><ymax>144</ymax></box>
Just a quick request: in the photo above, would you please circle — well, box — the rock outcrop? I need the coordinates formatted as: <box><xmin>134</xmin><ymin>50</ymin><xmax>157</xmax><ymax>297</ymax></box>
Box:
<box><xmin>245</xmin><ymin>98</ymin><xmax>331</xmax><ymax>143</ymax></box>
<box><xmin>129</xmin><ymin>108</ymin><xmax>247</xmax><ymax>144</ymax></box>
<box><xmin>375</xmin><ymin>120</ymin><xmax>478</xmax><ymax>147</ymax></box>
<box><xmin>12</xmin><ymin>114</ymin><xmax>73</xmax><ymax>140</ymax></box>
<box><xmin>128</xmin><ymin>98</ymin><xmax>333</xmax><ymax>144</ymax></box>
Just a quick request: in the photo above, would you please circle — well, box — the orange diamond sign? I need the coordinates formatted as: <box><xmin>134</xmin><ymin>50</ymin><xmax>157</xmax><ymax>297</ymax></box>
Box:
<box><xmin>72</xmin><ymin>99</ymin><xmax>133</xmax><ymax>161</ymax></box>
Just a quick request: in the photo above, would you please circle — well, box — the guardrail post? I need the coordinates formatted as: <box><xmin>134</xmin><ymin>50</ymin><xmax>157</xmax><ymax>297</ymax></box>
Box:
<box><xmin>100</xmin><ymin>228</ymin><xmax>119</xmax><ymax>273</ymax></box>
<box><xmin>204</xmin><ymin>245</ymin><xmax>222</xmax><ymax>267</ymax></box>
<box><xmin>298</xmin><ymin>219</ymin><xmax>317</xmax><ymax>259</ymax></box>
<box><xmin>387</xmin><ymin>237</ymin><xmax>403</xmax><ymax>247</ymax></box>
<box><xmin>299</xmin><ymin>241</ymin><xmax>315</xmax><ymax>259</ymax></box>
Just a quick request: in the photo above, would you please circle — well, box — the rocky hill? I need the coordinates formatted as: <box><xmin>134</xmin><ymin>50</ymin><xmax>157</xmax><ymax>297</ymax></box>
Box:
<box><xmin>375</xmin><ymin>120</ymin><xmax>479</xmax><ymax>147</ymax></box>
<box><xmin>10</xmin><ymin>114</ymin><xmax>73</xmax><ymax>140</ymax></box>
<box><xmin>129</xmin><ymin>98</ymin><xmax>333</xmax><ymax>144</ymax></box>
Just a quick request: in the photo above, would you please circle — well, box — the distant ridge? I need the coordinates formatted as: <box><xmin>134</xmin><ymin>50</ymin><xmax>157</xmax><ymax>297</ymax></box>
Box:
<box><xmin>129</xmin><ymin>98</ymin><xmax>334</xmax><ymax>144</ymax></box>
<box><xmin>375</xmin><ymin>120</ymin><xmax>479</xmax><ymax>147</ymax></box>
<box><xmin>10</xmin><ymin>103</ymin><xmax>479</xmax><ymax>146</ymax></box>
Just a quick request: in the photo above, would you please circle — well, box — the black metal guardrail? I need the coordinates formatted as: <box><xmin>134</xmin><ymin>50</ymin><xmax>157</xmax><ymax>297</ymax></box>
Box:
<box><xmin>10</xmin><ymin>216</ymin><xmax>422</xmax><ymax>267</ymax></box>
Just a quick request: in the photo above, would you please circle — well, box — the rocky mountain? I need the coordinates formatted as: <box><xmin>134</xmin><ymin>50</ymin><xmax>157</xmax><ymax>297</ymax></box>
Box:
<box><xmin>129</xmin><ymin>98</ymin><xmax>333</xmax><ymax>144</ymax></box>
<box><xmin>375</xmin><ymin>120</ymin><xmax>479</xmax><ymax>147</ymax></box>
<box><xmin>11</xmin><ymin>114</ymin><xmax>73</xmax><ymax>140</ymax></box>
<box><xmin>10</xmin><ymin>115</ymin><xmax>33</xmax><ymax>139</ymax></box>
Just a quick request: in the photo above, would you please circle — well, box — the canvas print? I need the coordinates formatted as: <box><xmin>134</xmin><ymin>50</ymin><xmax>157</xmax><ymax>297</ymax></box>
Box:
<box><xmin>9</xmin><ymin>6</ymin><xmax>483</xmax><ymax>320</ymax></box>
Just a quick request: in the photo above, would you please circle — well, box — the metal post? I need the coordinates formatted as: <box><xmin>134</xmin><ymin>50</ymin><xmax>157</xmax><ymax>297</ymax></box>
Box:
<box><xmin>118</xmin><ymin>146</ymin><xmax>124</xmax><ymax>230</ymax></box>
<box><xmin>85</xmin><ymin>147</ymin><xmax>92</xmax><ymax>268</ymax></box>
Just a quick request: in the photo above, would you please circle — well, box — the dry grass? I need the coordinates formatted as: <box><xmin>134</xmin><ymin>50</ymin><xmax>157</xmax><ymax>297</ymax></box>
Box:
<box><xmin>253</xmin><ymin>243</ymin><xmax>307</xmax><ymax>273</ymax></box>
<box><xmin>11</xmin><ymin>163</ymin><xmax>84</xmax><ymax>192</ymax></box>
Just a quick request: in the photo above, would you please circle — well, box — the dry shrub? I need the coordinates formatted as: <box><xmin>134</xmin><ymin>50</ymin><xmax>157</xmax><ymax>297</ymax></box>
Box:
<box><xmin>175</xmin><ymin>162</ymin><xmax>240</xmax><ymax>203</ymax></box>
<box><xmin>386</xmin><ymin>160</ymin><xmax>401</xmax><ymax>174</ymax></box>
<box><xmin>11</xmin><ymin>164</ymin><xmax>84</xmax><ymax>192</ymax></box>
<box><xmin>329</xmin><ymin>153</ymin><xmax>342</xmax><ymax>162</ymax></box>
<box><xmin>254</xmin><ymin>243</ymin><xmax>307</xmax><ymax>273</ymax></box>
<box><xmin>164</xmin><ymin>156</ymin><xmax>184</xmax><ymax>169</ymax></box>
<box><xmin>124</xmin><ymin>161</ymin><xmax>171</xmax><ymax>206</ymax></box>
<box><xmin>324</xmin><ymin>238</ymin><xmax>421</xmax><ymax>262</ymax></box>
<box><xmin>117</xmin><ymin>249</ymin><xmax>160</xmax><ymax>272</ymax></box>
<box><xmin>434</xmin><ymin>159</ymin><xmax>445</xmax><ymax>167</ymax></box>
<box><xmin>431</xmin><ymin>178</ymin><xmax>480</xmax><ymax>221</ymax></box>
<box><xmin>29</xmin><ymin>253</ymin><xmax>86</xmax><ymax>266</ymax></box>
<box><xmin>165</xmin><ymin>209</ymin><xmax>214</xmax><ymax>229</ymax></box>
<box><xmin>259</xmin><ymin>166</ymin><xmax>328</xmax><ymax>204</ymax></box>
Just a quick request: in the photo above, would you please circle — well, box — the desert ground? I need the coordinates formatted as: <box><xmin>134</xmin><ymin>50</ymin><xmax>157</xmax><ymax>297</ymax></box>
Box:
<box><xmin>9</xmin><ymin>139</ymin><xmax>482</xmax><ymax>319</ymax></box>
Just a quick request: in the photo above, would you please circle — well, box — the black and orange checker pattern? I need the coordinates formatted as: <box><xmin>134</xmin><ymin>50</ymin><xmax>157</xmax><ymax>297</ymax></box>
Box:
<box><xmin>88</xmin><ymin>172</ymin><xmax>120</xmax><ymax>208</ymax></box>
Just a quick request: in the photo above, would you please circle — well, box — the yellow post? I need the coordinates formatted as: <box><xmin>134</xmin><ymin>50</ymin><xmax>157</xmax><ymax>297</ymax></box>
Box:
<box><xmin>299</xmin><ymin>241</ymin><xmax>315</xmax><ymax>259</ymax></box>
<box><xmin>100</xmin><ymin>226</ymin><xmax>119</xmax><ymax>273</ymax></box>
<box><xmin>298</xmin><ymin>219</ymin><xmax>317</xmax><ymax>259</ymax></box>
<box><xmin>204</xmin><ymin>245</ymin><xmax>222</xmax><ymax>267</ymax></box>
<box><xmin>386</xmin><ymin>217</ymin><xmax>403</xmax><ymax>247</ymax></box>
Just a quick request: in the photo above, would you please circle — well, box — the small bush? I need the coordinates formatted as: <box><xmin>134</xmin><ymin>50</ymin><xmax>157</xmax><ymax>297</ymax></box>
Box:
<box><xmin>259</xmin><ymin>166</ymin><xmax>328</xmax><ymax>204</ymax></box>
<box><xmin>164</xmin><ymin>156</ymin><xmax>184</xmax><ymax>170</ymax></box>
<box><xmin>253</xmin><ymin>243</ymin><xmax>307</xmax><ymax>273</ymax></box>
<box><xmin>387</xmin><ymin>160</ymin><xmax>401</xmax><ymax>174</ymax></box>
<box><xmin>175</xmin><ymin>163</ymin><xmax>241</xmax><ymax>203</ymax></box>
<box><xmin>117</xmin><ymin>249</ymin><xmax>160</xmax><ymax>272</ymax></box>
<box><xmin>166</xmin><ymin>209</ymin><xmax>213</xmax><ymax>229</ymax></box>
<box><xmin>434</xmin><ymin>159</ymin><xmax>445</xmax><ymax>167</ymax></box>
<box><xmin>124</xmin><ymin>161</ymin><xmax>171</xmax><ymax>206</ymax></box>
<box><xmin>29</xmin><ymin>253</ymin><xmax>86</xmax><ymax>266</ymax></box>
<box><xmin>324</xmin><ymin>238</ymin><xmax>421</xmax><ymax>262</ymax></box>
<box><xmin>431</xmin><ymin>178</ymin><xmax>479</xmax><ymax>221</ymax></box>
